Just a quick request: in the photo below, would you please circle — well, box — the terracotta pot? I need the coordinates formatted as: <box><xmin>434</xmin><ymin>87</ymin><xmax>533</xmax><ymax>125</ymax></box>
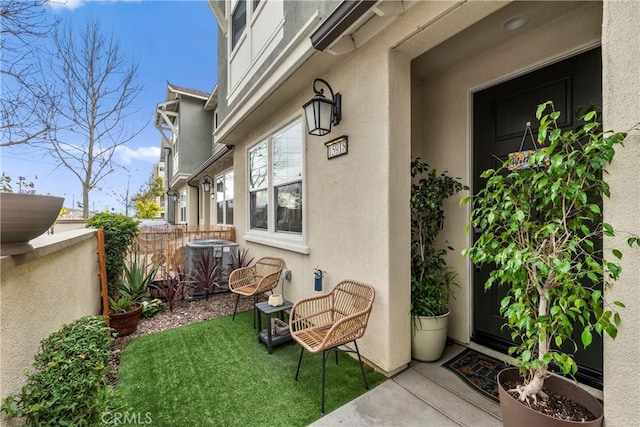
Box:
<box><xmin>498</xmin><ymin>368</ymin><xmax>603</xmax><ymax>427</ymax></box>
<box><xmin>109</xmin><ymin>304</ymin><xmax>143</xmax><ymax>337</ymax></box>
<box><xmin>411</xmin><ymin>311</ymin><xmax>449</xmax><ymax>362</ymax></box>
<box><xmin>0</xmin><ymin>193</ymin><xmax>64</xmax><ymax>256</ymax></box>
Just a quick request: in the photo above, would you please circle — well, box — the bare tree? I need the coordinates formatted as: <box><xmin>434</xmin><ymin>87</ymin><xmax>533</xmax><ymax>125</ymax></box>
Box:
<box><xmin>42</xmin><ymin>19</ymin><xmax>144</xmax><ymax>218</ymax></box>
<box><xmin>110</xmin><ymin>174</ymin><xmax>135</xmax><ymax>216</ymax></box>
<box><xmin>0</xmin><ymin>0</ymin><xmax>58</xmax><ymax>147</ymax></box>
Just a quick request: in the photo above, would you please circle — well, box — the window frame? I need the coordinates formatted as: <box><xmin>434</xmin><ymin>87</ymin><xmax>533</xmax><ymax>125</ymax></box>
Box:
<box><xmin>244</xmin><ymin>117</ymin><xmax>308</xmax><ymax>254</ymax></box>
<box><xmin>230</xmin><ymin>0</ymin><xmax>247</xmax><ymax>52</ymax></box>
<box><xmin>215</xmin><ymin>169</ymin><xmax>234</xmax><ymax>226</ymax></box>
<box><xmin>179</xmin><ymin>190</ymin><xmax>187</xmax><ymax>224</ymax></box>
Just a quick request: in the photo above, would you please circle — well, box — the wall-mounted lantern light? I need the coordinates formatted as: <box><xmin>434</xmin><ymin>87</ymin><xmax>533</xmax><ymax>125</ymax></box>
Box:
<box><xmin>302</xmin><ymin>78</ymin><xmax>341</xmax><ymax>136</ymax></box>
<box><xmin>166</xmin><ymin>189</ymin><xmax>179</xmax><ymax>202</ymax></box>
<box><xmin>201</xmin><ymin>175</ymin><xmax>212</xmax><ymax>192</ymax></box>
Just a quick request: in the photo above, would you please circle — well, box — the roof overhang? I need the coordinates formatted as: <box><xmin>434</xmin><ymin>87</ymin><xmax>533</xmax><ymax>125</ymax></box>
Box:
<box><xmin>207</xmin><ymin>0</ymin><xmax>227</xmax><ymax>35</ymax></box>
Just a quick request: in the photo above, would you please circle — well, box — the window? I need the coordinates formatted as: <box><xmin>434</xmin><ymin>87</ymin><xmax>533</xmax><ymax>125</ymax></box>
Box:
<box><xmin>231</xmin><ymin>0</ymin><xmax>246</xmax><ymax>50</ymax></box>
<box><xmin>179</xmin><ymin>191</ymin><xmax>187</xmax><ymax>224</ymax></box>
<box><xmin>248</xmin><ymin>119</ymin><xmax>303</xmax><ymax>236</ymax></box>
<box><xmin>216</xmin><ymin>171</ymin><xmax>234</xmax><ymax>225</ymax></box>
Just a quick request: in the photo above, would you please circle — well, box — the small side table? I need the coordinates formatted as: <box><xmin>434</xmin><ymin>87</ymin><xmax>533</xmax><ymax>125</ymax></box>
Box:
<box><xmin>256</xmin><ymin>300</ymin><xmax>293</xmax><ymax>354</ymax></box>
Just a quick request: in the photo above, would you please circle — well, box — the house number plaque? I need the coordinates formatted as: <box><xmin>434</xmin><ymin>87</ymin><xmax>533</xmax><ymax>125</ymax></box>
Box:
<box><xmin>324</xmin><ymin>135</ymin><xmax>348</xmax><ymax>159</ymax></box>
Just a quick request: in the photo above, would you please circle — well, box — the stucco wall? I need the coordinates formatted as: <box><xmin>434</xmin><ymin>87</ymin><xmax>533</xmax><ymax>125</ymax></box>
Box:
<box><xmin>411</xmin><ymin>1</ymin><xmax>602</xmax><ymax>344</ymax></box>
<box><xmin>0</xmin><ymin>229</ymin><xmax>101</xmax><ymax>402</ymax></box>
<box><xmin>601</xmin><ymin>1</ymin><xmax>640</xmax><ymax>425</ymax></box>
<box><xmin>179</xmin><ymin>96</ymin><xmax>213</xmax><ymax>175</ymax></box>
<box><xmin>229</xmin><ymin>35</ymin><xmax>412</xmax><ymax>375</ymax></box>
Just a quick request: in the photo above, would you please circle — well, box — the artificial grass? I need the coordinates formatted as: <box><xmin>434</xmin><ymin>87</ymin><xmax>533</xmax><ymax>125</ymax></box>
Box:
<box><xmin>116</xmin><ymin>310</ymin><xmax>385</xmax><ymax>426</ymax></box>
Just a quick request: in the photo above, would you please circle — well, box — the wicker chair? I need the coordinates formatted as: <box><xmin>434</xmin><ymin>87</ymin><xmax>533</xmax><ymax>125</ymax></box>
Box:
<box><xmin>290</xmin><ymin>280</ymin><xmax>375</xmax><ymax>414</ymax></box>
<box><xmin>228</xmin><ymin>257</ymin><xmax>285</xmax><ymax>324</ymax></box>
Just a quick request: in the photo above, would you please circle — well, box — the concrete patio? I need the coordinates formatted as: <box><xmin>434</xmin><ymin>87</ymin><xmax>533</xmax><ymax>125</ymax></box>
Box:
<box><xmin>312</xmin><ymin>344</ymin><xmax>503</xmax><ymax>427</ymax></box>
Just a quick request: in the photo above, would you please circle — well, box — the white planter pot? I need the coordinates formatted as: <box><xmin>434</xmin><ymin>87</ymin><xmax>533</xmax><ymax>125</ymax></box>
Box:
<box><xmin>411</xmin><ymin>311</ymin><xmax>450</xmax><ymax>362</ymax></box>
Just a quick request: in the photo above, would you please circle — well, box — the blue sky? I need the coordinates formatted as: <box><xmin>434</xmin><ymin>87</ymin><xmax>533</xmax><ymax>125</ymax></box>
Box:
<box><xmin>1</xmin><ymin>0</ymin><xmax>218</xmax><ymax>213</ymax></box>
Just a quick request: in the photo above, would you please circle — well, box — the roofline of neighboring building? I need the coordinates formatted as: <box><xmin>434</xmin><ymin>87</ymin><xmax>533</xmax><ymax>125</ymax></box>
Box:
<box><xmin>167</xmin><ymin>82</ymin><xmax>210</xmax><ymax>100</ymax></box>
<box><xmin>310</xmin><ymin>0</ymin><xmax>377</xmax><ymax>51</ymax></box>
<box><xmin>204</xmin><ymin>84</ymin><xmax>219</xmax><ymax>111</ymax></box>
<box><xmin>187</xmin><ymin>145</ymin><xmax>233</xmax><ymax>181</ymax></box>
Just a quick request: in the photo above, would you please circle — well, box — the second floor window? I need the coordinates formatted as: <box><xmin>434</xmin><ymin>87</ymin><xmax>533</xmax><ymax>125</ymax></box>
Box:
<box><xmin>248</xmin><ymin>119</ymin><xmax>303</xmax><ymax>235</ymax></box>
<box><xmin>231</xmin><ymin>0</ymin><xmax>246</xmax><ymax>50</ymax></box>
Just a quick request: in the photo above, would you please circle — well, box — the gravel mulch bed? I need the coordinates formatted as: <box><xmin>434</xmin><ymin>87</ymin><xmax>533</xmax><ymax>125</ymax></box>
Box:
<box><xmin>108</xmin><ymin>292</ymin><xmax>267</xmax><ymax>385</ymax></box>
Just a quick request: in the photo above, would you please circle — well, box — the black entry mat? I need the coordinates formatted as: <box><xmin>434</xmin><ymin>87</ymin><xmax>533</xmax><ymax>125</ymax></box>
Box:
<box><xmin>442</xmin><ymin>348</ymin><xmax>508</xmax><ymax>403</ymax></box>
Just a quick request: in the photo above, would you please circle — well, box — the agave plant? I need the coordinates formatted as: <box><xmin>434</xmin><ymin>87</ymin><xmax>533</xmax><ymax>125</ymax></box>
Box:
<box><xmin>119</xmin><ymin>253</ymin><xmax>158</xmax><ymax>304</ymax></box>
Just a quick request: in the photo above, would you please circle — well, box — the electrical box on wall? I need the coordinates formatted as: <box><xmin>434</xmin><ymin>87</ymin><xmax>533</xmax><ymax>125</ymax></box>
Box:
<box><xmin>283</xmin><ymin>269</ymin><xmax>291</xmax><ymax>281</ymax></box>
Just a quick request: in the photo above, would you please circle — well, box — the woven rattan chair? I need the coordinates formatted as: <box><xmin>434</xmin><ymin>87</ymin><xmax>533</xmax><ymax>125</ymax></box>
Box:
<box><xmin>229</xmin><ymin>257</ymin><xmax>285</xmax><ymax>324</ymax></box>
<box><xmin>290</xmin><ymin>280</ymin><xmax>375</xmax><ymax>414</ymax></box>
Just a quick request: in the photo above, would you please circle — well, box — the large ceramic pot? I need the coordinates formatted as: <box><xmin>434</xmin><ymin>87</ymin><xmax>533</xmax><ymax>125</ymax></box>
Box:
<box><xmin>411</xmin><ymin>311</ymin><xmax>449</xmax><ymax>362</ymax></box>
<box><xmin>498</xmin><ymin>368</ymin><xmax>603</xmax><ymax>427</ymax></box>
<box><xmin>0</xmin><ymin>193</ymin><xmax>65</xmax><ymax>256</ymax></box>
<box><xmin>109</xmin><ymin>304</ymin><xmax>143</xmax><ymax>337</ymax></box>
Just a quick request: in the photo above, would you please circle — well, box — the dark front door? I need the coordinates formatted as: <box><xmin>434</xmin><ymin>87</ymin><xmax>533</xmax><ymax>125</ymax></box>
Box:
<box><xmin>472</xmin><ymin>48</ymin><xmax>603</xmax><ymax>388</ymax></box>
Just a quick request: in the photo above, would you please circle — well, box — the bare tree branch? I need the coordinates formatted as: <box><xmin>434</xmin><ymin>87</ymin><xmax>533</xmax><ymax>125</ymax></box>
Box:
<box><xmin>1</xmin><ymin>0</ymin><xmax>59</xmax><ymax>148</ymax></box>
<box><xmin>37</xmin><ymin>19</ymin><xmax>144</xmax><ymax>218</ymax></box>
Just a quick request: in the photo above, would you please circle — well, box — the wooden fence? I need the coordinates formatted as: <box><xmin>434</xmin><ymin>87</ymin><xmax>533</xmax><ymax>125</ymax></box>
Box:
<box><xmin>132</xmin><ymin>224</ymin><xmax>235</xmax><ymax>277</ymax></box>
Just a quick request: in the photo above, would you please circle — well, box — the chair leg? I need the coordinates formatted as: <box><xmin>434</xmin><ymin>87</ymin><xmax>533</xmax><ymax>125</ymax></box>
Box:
<box><xmin>354</xmin><ymin>340</ymin><xmax>369</xmax><ymax>390</ymax></box>
<box><xmin>232</xmin><ymin>294</ymin><xmax>240</xmax><ymax>321</ymax></box>
<box><xmin>253</xmin><ymin>295</ymin><xmax>258</xmax><ymax>329</ymax></box>
<box><xmin>335</xmin><ymin>348</ymin><xmax>339</xmax><ymax>365</ymax></box>
<box><xmin>295</xmin><ymin>346</ymin><xmax>304</xmax><ymax>381</ymax></box>
<box><xmin>322</xmin><ymin>349</ymin><xmax>328</xmax><ymax>415</ymax></box>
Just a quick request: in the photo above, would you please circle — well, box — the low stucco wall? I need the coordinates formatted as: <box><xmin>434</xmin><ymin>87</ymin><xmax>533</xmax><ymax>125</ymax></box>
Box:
<box><xmin>0</xmin><ymin>229</ymin><xmax>101</xmax><ymax>404</ymax></box>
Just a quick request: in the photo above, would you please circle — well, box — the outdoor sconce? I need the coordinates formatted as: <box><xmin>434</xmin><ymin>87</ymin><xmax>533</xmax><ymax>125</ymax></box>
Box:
<box><xmin>166</xmin><ymin>189</ymin><xmax>179</xmax><ymax>202</ymax></box>
<box><xmin>201</xmin><ymin>175</ymin><xmax>212</xmax><ymax>192</ymax></box>
<box><xmin>302</xmin><ymin>78</ymin><xmax>341</xmax><ymax>136</ymax></box>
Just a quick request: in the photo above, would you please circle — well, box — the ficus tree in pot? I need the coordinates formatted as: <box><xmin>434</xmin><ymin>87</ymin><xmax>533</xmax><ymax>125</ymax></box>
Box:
<box><xmin>462</xmin><ymin>101</ymin><xmax>627</xmax><ymax>405</ymax></box>
<box><xmin>411</xmin><ymin>158</ymin><xmax>465</xmax><ymax>318</ymax></box>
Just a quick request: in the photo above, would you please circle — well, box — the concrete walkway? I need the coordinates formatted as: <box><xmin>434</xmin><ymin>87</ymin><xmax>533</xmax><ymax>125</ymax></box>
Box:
<box><xmin>310</xmin><ymin>344</ymin><xmax>503</xmax><ymax>427</ymax></box>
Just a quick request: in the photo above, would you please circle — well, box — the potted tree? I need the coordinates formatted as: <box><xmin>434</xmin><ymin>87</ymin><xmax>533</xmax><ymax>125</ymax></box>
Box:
<box><xmin>463</xmin><ymin>102</ymin><xmax>627</xmax><ymax>426</ymax></box>
<box><xmin>410</xmin><ymin>158</ymin><xmax>465</xmax><ymax>361</ymax></box>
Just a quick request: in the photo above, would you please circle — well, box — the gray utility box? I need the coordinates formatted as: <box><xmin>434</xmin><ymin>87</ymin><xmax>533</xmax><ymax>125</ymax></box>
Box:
<box><xmin>185</xmin><ymin>240</ymin><xmax>238</xmax><ymax>298</ymax></box>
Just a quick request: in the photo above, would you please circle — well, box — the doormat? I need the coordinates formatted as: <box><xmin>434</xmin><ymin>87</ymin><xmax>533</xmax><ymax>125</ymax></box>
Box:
<box><xmin>442</xmin><ymin>348</ymin><xmax>508</xmax><ymax>403</ymax></box>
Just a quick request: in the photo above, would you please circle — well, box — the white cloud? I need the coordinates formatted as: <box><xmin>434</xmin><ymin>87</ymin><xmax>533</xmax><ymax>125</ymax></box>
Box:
<box><xmin>49</xmin><ymin>0</ymin><xmax>85</xmax><ymax>10</ymax></box>
<box><xmin>49</xmin><ymin>0</ymin><xmax>141</xmax><ymax>11</ymax></box>
<box><xmin>116</xmin><ymin>146</ymin><xmax>161</xmax><ymax>165</ymax></box>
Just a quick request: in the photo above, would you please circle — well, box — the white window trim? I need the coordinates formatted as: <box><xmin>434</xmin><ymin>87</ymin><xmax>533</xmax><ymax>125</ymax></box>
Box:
<box><xmin>226</xmin><ymin>0</ymin><xmax>285</xmax><ymax>104</ymax></box>
<box><xmin>215</xmin><ymin>169</ymin><xmax>234</xmax><ymax>225</ymax></box>
<box><xmin>229</xmin><ymin>0</ymin><xmax>247</xmax><ymax>54</ymax></box>
<box><xmin>244</xmin><ymin>116</ymin><xmax>308</xmax><ymax>254</ymax></box>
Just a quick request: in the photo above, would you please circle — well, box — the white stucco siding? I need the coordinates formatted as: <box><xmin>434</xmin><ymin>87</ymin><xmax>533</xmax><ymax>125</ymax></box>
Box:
<box><xmin>1</xmin><ymin>230</ymin><xmax>101</xmax><ymax>401</ymax></box>
<box><xmin>602</xmin><ymin>1</ymin><xmax>640</xmax><ymax>425</ymax></box>
<box><xmin>229</xmin><ymin>40</ymin><xmax>411</xmax><ymax>375</ymax></box>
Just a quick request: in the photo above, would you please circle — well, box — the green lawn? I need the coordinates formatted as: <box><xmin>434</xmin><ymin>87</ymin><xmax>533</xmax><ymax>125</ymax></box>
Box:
<box><xmin>116</xmin><ymin>310</ymin><xmax>385</xmax><ymax>426</ymax></box>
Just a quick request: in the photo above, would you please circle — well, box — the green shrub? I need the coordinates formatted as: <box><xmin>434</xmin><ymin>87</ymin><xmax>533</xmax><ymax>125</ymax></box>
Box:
<box><xmin>86</xmin><ymin>212</ymin><xmax>139</xmax><ymax>297</ymax></box>
<box><xmin>1</xmin><ymin>316</ymin><xmax>125</xmax><ymax>426</ymax></box>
